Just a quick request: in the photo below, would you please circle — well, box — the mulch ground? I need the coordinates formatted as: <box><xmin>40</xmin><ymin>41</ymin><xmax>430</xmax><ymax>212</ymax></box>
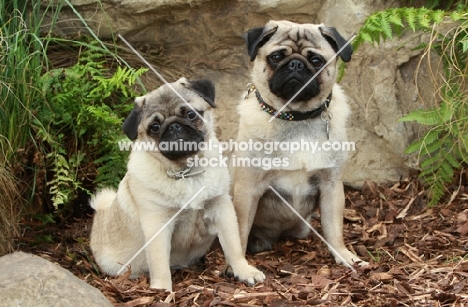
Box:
<box><xmin>19</xmin><ymin>173</ymin><xmax>468</xmax><ymax>307</ymax></box>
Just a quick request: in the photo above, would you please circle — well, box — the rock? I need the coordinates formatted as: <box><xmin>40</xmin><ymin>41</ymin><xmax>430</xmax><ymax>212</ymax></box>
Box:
<box><xmin>0</xmin><ymin>252</ymin><xmax>113</xmax><ymax>307</ymax></box>
<box><xmin>46</xmin><ymin>0</ymin><xmax>440</xmax><ymax>186</ymax></box>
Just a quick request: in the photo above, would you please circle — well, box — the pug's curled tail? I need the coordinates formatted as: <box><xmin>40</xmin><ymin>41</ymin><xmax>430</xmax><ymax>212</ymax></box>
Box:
<box><xmin>90</xmin><ymin>188</ymin><xmax>116</xmax><ymax>211</ymax></box>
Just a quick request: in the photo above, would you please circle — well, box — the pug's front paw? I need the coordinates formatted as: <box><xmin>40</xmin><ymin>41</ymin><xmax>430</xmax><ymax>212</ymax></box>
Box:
<box><xmin>226</xmin><ymin>262</ymin><xmax>265</xmax><ymax>286</ymax></box>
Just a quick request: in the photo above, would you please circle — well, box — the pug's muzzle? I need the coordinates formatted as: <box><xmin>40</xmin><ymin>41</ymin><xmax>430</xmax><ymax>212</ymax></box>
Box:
<box><xmin>268</xmin><ymin>55</ymin><xmax>324</xmax><ymax>103</ymax></box>
<box><xmin>159</xmin><ymin>122</ymin><xmax>204</xmax><ymax>160</ymax></box>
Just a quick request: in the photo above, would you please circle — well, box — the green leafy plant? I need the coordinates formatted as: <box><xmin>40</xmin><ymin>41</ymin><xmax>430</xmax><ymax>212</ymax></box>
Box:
<box><xmin>399</xmin><ymin>16</ymin><xmax>468</xmax><ymax>206</ymax></box>
<box><xmin>1</xmin><ymin>1</ymin><xmax>50</xmax><ymax>164</ymax></box>
<box><xmin>338</xmin><ymin>7</ymin><xmax>453</xmax><ymax>80</ymax></box>
<box><xmin>352</xmin><ymin>7</ymin><xmax>447</xmax><ymax>50</ymax></box>
<box><xmin>350</xmin><ymin>4</ymin><xmax>468</xmax><ymax>206</ymax></box>
<box><xmin>0</xmin><ymin>0</ymin><xmax>64</xmax><ymax>253</ymax></box>
<box><xmin>36</xmin><ymin>47</ymin><xmax>147</xmax><ymax>209</ymax></box>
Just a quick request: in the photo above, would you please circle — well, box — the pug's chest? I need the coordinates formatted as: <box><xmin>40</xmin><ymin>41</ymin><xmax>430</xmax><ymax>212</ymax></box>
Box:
<box><xmin>175</xmin><ymin>202</ymin><xmax>223</xmax><ymax>238</ymax></box>
<box><xmin>265</xmin><ymin>170</ymin><xmax>321</xmax><ymax>215</ymax></box>
<box><xmin>241</xmin><ymin>134</ymin><xmax>347</xmax><ymax>171</ymax></box>
<box><xmin>139</xmin><ymin>165</ymin><xmax>230</xmax><ymax>210</ymax></box>
<box><xmin>245</xmin><ymin>115</ymin><xmax>346</xmax><ymax>153</ymax></box>
<box><xmin>273</xmin><ymin>170</ymin><xmax>320</xmax><ymax>195</ymax></box>
<box><xmin>169</xmin><ymin>209</ymin><xmax>218</xmax><ymax>268</ymax></box>
<box><xmin>173</xmin><ymin>209</ymin><xmax>218</xmax><ymax>237</ymax></box>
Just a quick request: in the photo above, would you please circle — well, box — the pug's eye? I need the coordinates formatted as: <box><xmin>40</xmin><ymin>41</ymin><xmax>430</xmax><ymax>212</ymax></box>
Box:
<box><xmin>186</xmin><ymin>110</ymin><xmax>198</xmax><ymax>120</ymax></box>
<box><xmin>269</xmin><ymin>52</ymin><xmax>284</xmax><ymax>64</ymax></box>
<box><xmin>310</xmin><ymin>56</ymin><xmax>323</xmax><ymax>68</ymax></box>
<box><xmin>148</xmin><ymin>123</ymin><xmax>160</xmax><ymax>134</ymax></box>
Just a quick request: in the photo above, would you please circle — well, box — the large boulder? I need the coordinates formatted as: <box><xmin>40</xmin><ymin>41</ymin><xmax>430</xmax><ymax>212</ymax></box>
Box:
<box><xmin>48</xmin><ymin>0</ymin><xmax>438</xmax><ymax>186</ymax></box>
<box><xmin>0</xmin><ymin>252</ymin><xmax>113</xmax><ymax>307</ymax></box>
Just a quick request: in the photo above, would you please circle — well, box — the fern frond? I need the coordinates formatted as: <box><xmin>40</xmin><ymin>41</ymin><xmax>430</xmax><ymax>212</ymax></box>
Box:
<box><xmin>350</xmin><ymin>5</ymin><xmax>468</xmax><ymax>208</ymax></box>
<box><xmin>379</xmin><ymin>11</ymin><xmax>394</xmax><ymax>40</ymax></box>
<box><xmin>399</xmin><ymin>108</ymin><xmax>442</xmax><ymax>125</ymax></box>
<box><xmin>421</xmin><ymin>129</ymin><xmax>441</xmax><ymax>146</ymax></box>
<box><xmin>426</xmin><ymin>179</ymin><xmax>446</xmax><ymax>207</ymax></box>
<box><xmin>404</xmin><ymin>128</ymin><xmax>441</xmax><ymax>155</ymax></box>
<box><xmin>459</xmin><ymin>136</ymin><xmax>468</xmax><ymax>162</ymax></box>
<box><xmin>431</xmin><ymin>9</ymin><xmax>446</xmax><ymax>23</ymax></box>
<box><xmin>421</xmin><ymin>137</ymin><xmax>446</xmax><ymax>156</ymax></box>
<box><xmin>353</xmin><ymin>7</ymin><xmax>450</xmax><ymax>50</ymax></box>
<box><xmin>404</xmin><ymin>138</ymin><xmax>425</xmax><ymax>154</ymax></box>
<box><xmin>445</xmin><ymin>151</ymin><xmax>461</xmax><ymax>168</ymax></box>
<box><xmin>406</xmin><ymin>8</ymin><xmax>418</xmax><ymax>31</ymax></box>
<box><xmin>418</xmin><ymin>9</ymin><xmax>433</xmax><ymax>28</ymax></box>
<box><xmin>440</xmin><ymin>160</ymin><xmax>454</xmax><ymax>179</ymax></box>
<box><xmin>420</xmin><ymin>153</ymin><xmax>441</xmax><ymax>170</ymax></box>
<box><xmin>388</xmin><ymin>11</ymin><xmax>405</xmax><ymax>27</ymax></box>
<box><xmin>35</xmin><ymin>43</ymin><xmax>148</xmax><ymax>210</ymax></box>
<box><xmin>451</xmin><ymin>11</ymin><xmax>464</xmax><ymax>21</ymax></box>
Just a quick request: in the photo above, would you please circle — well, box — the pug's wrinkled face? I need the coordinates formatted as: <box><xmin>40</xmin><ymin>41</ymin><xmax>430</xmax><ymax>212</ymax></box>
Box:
<box><xmin>244</xmin><ymin>20</ymin><xmax>352</xmax><ymax>109</ymax></box>
<box><xmin>122</xmin><ymin>78</ymin><xmax>216</xmax><ymax>162</ymax></box>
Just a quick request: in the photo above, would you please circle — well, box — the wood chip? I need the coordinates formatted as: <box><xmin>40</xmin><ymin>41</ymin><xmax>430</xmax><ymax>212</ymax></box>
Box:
<box><xmin>398</xmin><ymin>246</ymin><xmax>423</xmax><ymax>262</ymax></box>
<box><xmin>123</xmin><ymin>296</ymin><xmax>155</xmax><ymax>307</ymax></box>
<box><xmin>370</xmin><ymin>272</ymin><xmax>393</xmax><ymax>281</ymax></box>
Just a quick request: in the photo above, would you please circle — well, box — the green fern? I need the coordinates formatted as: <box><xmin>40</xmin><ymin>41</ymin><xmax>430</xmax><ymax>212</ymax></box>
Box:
<box><xmin>46</xmin><ymin>151</ymin><xmax>85</xmax><ymax>209</ymax></box>
<box><xmin>348</xmin><ymin>6</ymin><xmax>468</xmax><ymax>206</ymax></box>
<box><xmin>353</xmin><ymin>8</ymin><xmax>446</xmax><ymax>51</ymax></box>
<box><xmin>399</xmin><ymin>83</ymin><xmax>467</xmax><ymax>206</ymax></box>
<box><xmin>36</xmin><ymin>44</ymin><xmax>147</xmax><ymax>210</ymax></box>
<box><xmin>339</xmin><ymin>7</ymin><xmax>448</xmax><ymax>81</ymax></box>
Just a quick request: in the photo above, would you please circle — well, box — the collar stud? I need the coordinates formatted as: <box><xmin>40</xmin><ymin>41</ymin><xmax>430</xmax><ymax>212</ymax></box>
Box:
<box><xmin>255</xmin><ymin>90</ymin><xmax>332</xmax><ymax>121</ymax></box>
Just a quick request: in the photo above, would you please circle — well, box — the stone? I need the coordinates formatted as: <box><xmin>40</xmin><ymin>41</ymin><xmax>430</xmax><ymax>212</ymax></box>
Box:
<box><xmin>0</xmin><ymin>252</ymin><xmax>113</xmax><ymax>307</ymax></box>
<box><xmin>45</xmin><ymin>0</ymin><xmax>441</xmax><ymax>186</ymax></box>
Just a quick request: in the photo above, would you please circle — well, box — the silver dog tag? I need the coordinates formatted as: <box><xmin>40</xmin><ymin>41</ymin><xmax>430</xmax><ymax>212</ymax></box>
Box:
<box><xmin>321</xmin><ymin>110</ymin><xmax>333</xmax><ymax>140</ymax></box>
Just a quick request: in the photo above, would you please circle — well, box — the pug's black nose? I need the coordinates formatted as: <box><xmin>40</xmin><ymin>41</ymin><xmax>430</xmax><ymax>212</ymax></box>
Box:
<box><xmin>288</xmin><ymin>59</ymin><xmax>305</xmax><ymax>72</ymax></box>
<box><xmin>168</xmin><ymin>123</ymin><xmax>183</xmax><ymax>132</ymax></box>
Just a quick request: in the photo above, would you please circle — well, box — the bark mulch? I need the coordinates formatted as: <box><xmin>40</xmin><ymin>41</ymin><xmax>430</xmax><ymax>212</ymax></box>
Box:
<box><xmin>20</xmin><ymin>174</ymin><xmax>468</xmax><ymax>307</ymax></box>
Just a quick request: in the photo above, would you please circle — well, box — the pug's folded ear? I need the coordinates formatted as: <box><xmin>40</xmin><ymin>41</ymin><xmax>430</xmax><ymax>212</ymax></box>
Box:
<box><xmin>319</xmin><ymin>26</ymin><xmax>353</xmax><ymax>62</ymax></box>
<box><xmin>244</xmin><ymin>25</ymin><xmax>278</xmax><ymax>62</ymax></box>
<box><xmin>122</xmin><ymin>96</ymin><xmax>145</xmax><ymax>140</ymax></box>
<box><xmin>181</xmin><ymin>78</ymin><xmax>216</xmax><ymax>108</ymax></box>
